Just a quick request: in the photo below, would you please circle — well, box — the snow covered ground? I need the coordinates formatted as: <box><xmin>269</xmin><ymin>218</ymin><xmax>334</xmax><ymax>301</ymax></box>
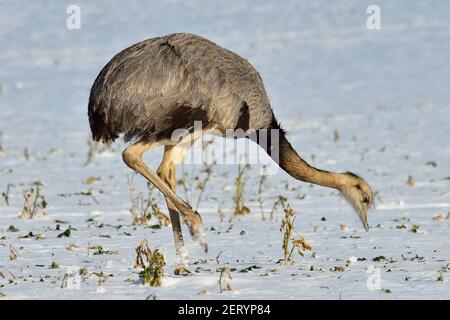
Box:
<box><xmin>0</xmin><ymin>0</ymin><xmax>449</xmax><ymax>299</ymax></box>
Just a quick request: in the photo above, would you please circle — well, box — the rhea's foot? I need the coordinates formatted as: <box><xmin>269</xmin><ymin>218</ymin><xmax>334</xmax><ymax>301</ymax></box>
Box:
<box><xmin>185</xmin><ymin>211</ymin><xmax>208</xmax><ymax>253</ymax></box>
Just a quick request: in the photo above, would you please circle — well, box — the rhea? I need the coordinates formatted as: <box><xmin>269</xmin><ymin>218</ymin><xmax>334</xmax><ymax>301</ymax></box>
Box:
<box><xmin>88</xmin><ymin>33</ymin><xmax>373</xmax><ymax>263</ymax></box>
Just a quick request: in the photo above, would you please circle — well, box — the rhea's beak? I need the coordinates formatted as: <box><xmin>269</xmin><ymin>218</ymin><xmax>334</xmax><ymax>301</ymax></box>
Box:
<box><xmin>340</xmin><ymin>187</ymin><xmax>371</xmax><ymax>232</ymax></box>
<box><xmin>344</xmin><ymin>193</ymin><xmax>370</xmax><ymax>232</ymax></box>
<box><xmin>358</xmin><ymin>207</ymin><xmax>369</xmax><ymax>232</ymax></box>
<box><xmin>352</xmin><ymin>198</ymin><xmax>370</xmax><ymax>231</ymax></box>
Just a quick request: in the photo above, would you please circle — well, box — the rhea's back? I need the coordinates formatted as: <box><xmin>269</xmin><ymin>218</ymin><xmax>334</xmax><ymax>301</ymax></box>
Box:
<box><xmin>88</xmin><ymin>33</ymin><xmax>273</xmax><ymax>143</ymax></box>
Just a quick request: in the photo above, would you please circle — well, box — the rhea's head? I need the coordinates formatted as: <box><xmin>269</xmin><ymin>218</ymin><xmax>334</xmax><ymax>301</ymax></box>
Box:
<box><xmin>338</xmin><ymin>172</ymin><xmax>373</xmax><ymax>231</ymax></box>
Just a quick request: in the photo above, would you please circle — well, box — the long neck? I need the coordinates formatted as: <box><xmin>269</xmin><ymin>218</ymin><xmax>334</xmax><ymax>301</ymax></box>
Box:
<box><xmin>261</xmin><ymin>117</ymin><xmax>343</xmax><ymax>190</ymax></box>
<box><xmin>278</xmin><ymin>134</ymin><xmax>341</xmax><ymax>189</ymax></box>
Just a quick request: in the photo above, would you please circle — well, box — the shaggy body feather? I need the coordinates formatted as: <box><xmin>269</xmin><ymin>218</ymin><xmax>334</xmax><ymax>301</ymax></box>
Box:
<box><xmin>88</xmin><ymin>33</ymin><xmax>272</xmax><ymax>142</ymax></box>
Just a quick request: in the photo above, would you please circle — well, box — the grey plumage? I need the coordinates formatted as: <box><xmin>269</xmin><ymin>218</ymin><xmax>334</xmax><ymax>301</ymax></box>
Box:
<box><xmin>88</xmin><ymin>33</ymin><xmax>274</xmax><ymax>143</ymax></box>
<box><xmin>88</xmin><ymin>33</ymin><xmax>373</xmax><ymax>259</ymax></box>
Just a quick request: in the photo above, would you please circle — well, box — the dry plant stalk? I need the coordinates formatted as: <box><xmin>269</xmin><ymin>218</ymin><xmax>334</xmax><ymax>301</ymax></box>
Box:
<box><xmin>128</xmin><ymin>174</ymin><xmax>149</xmax><ymax>225</ymax></box>
<box><xmin>280</xmin><ymin>205</ymin><xmax>311</xmax><ymax>264</ymax></box>
<box><xmin>135</xmin><ymin>239</ymin><xmax>166</xmax><ymax>286</ymax></box>
<box><xmin>407</xmin><ymin>175</ymin><xmax>415</xmax><ymax>187</ymax></box>
<box><xmin>437</xmin><ymin>263</ymin><xmax>450</xmax><ymax>282</ymax></box>
<box><xmin>233</xmin><ymin>163</ymin><xmax>251</xmax><ymax>218</ymax></box>
<box><xmin>93</xmin><ymin>272</ymin><xmax>108</xmax><ymax>285</ymax></box>
<box><xmin>333</xmin><ymin>130</ymin><xmax>340</xmax><ymax>142</ymax></box>
<box><xmin>269</xmin><ymin>195</ymin><xmax>287</xmax><ymax>221</ymax></box>
<box><xmin>85</xmin><ymin>136</ymin><xmax>115</xmax><ymax>166</ymax></box>
<box><xmin>23</xmin><ymin>147</ymin><xmax>30</xmax><ymax>161</ymax></box>
<box><xmin>178</xmin><ymin>140</ymin><xmax>215</xmax><ymax>207</ymax></box>
<box><xmin>60</xmin><ymin>274</ymin><xmax>69</xmax><ymax>288</ymax></box>
<box><xmin>9</xmin><ymin>244</ymin><xmax>19</xmax><ymax>260</ymax></box>
<box><xmin>2</xmin><ymin>183</ymin><xmax>14</xmax><ymax>206</ymax></box>
<box><xmin>178</xmin><ymin>163</ymin><xmax>192</xmax><ymax>204</ymax></box>
<box><xmin>128</xmin><ymin>176</ymin><xmax>170</xmax><ymax>226</ymax></box>
<box><xmin>178</xmin><ymin>152</ymin><xmax>216</xmax><ymax>211</ymax></box>
<box><xmin>195</xmin><ymin>162</ymin><xmax>216</xmax><ymax>210</ymax></box>
<box><xmin>257</xmin><ymin>166</ymin><xmax>268</xmax><ymax>221</ymax></box>
<box><xmin>432</xmin><ymin>214</ymin><xmax>444</xmax><ymax>222</ymax></box>
<box><xmin>129</xmin><ymin>192</ymin><xmax>152</xmax><ymax>225</ymax></box>
<box><xmin>0</xmin><ymin>131</ymin><xmax>5</xmax><ymax>156</ymax></box>
<box><xmin>152</xmin><ymin>204</ymin><xmax>171</xmax><ymax>226</ymax></box>
<box><xmin>18</xmin><ymin>183</ymin><xmax>47</xmax><ymax>219</ymax></box>
<box><xmin>218</xmin><ymin>207</ymin><xmax>225</xmax><ymax>223</ymax></box>
<box><xmin>147</xmin><ymin>183</ymin><xmax>170</xmax><ymax>226</ymax></box>
<box><xmin>217</xmin><ymin>267</ymin><xmax>233</xmax><ymax>293</ymax></box>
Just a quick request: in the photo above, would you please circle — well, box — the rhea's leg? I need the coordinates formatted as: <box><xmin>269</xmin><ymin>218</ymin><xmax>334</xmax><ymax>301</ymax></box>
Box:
<box><xmin>157</xmin><ymin>144</ymin><xmax>189</xmax><ymax>270</ymax></box>
<box><xmin>122</xmin><ymin>140</ymin><xmax>207</xmax><ymax>253</ymax></box>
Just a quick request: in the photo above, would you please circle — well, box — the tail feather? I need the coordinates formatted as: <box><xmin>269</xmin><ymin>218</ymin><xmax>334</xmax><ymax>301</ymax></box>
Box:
<box><xmin>88</xmin><ymin>96</ymin><xmax>117</xmax><ymax>143</ymax></box>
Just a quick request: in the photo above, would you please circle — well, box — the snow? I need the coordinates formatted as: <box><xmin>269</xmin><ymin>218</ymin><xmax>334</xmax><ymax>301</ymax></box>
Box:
<box><xmin>0</xmin><ymin>0</ymin><xmax>449</xmax><ymax>299</ymax></box>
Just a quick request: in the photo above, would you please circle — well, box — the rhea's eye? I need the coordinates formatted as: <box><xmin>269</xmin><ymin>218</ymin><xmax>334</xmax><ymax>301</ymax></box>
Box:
<box><xmin>362</xmin><ymin>195</ymin><xmax>369</xmax><ymax>204</ymax></box>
